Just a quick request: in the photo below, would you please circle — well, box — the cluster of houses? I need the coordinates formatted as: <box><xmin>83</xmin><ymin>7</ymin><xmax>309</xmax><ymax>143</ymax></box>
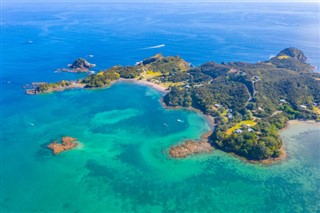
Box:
<box><xmin>234</xmin><ymin>124</ymin><xmax>254</xmax><ymax>134</ymax></box>
<box><xmin>280</xmin><ymin>98</ymin><xmax>320</xmax><ymax>110</ymax></box>
<box><xmin>280</xmin><ymin>99</ymin><xmax>308</xmax><ymax>109</ymax></box>
<box><xmin>214</xmin><ymin>104</ymin><xmax>234</xmax><ymax>119</ymax></box>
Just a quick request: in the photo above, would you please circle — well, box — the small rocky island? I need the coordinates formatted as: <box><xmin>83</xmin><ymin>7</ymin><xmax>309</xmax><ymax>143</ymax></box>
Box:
<box><xmin>64</xmin><ymin>58</ymin><xmax>96</xmax><ymax>72</ymax></box>
<box><xmin>47</xmin><ymin>136</ymin><xmax>78</xmax><ymax>155</ymax></box>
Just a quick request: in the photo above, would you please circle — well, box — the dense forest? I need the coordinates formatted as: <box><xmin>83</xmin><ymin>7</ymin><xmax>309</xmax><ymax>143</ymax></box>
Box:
<box><xmin>30</xmin><ymin>47</ymin><xmax>320</xmax><ymax>161</ymax></box>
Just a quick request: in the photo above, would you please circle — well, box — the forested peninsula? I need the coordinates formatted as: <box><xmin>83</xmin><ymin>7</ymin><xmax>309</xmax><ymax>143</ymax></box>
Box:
<box><xmin>26</xmin><ymin>48</ymin><xmax>320</xmax><ymax>162</ymax></box>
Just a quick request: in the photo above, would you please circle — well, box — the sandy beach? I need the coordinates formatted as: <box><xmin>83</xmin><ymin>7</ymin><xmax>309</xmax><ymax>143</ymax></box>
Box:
<box><xmin>119</xmin><ymin>78</ymin><xmax>169</xmax><ymax>94</ymax></box>
<box><xmin>279</xmin><ymin>119</ymin><xmax>320</xmax><ymax>133</ymax></box>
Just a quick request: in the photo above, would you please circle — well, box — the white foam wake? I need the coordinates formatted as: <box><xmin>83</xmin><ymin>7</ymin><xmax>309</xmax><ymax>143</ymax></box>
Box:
<box><xmin>140</xmin><ymin>44</ymin><xmax>165</xmax><ymax>50</ymax></box>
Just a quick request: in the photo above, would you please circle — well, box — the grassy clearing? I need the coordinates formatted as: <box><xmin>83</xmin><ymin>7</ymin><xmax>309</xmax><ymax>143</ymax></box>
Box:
<box><xmin>160</xmin><ymin>82</ymin><xmax>184</xmax><ymax>88</ymax></box>
<box><xmin>313</xmin><ymin>106</ymin><xmax>320</xmax><ymax>115</ymax></box>
<box><xmin>146</xmin><ymin>70</ymin><xmax>162</xmax><ymax>78</ymax></box>
<box><xmin>225</xmin><ymin>120</ymin><xmax>257</xmax><ymax>135</ymax></box>
<box><xmin>277</xmin><ymin>55</ymin><xmax>290</xmax><ymax>59</ymax></box>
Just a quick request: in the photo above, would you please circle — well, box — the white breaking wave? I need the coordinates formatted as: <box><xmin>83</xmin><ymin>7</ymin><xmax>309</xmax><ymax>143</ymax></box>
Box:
<box><xmin>269</xmin><ymin>55</ymin><xmax>276</xmax><ymax>59</ymax></box>
<box><xmin>140</xmin><ymin>44</ymin><xmax>165</xmax><ymax>50</ymax></box>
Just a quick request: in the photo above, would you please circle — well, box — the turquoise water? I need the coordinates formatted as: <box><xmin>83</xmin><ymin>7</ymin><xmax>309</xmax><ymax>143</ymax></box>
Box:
<box><xmin>2</xmin><ymin>2</ymin><xmax>320</xmax><ymax>212</ymax></box>
<box><xmin>2</xmin><ymin>82</ymin><xmax>320</xmax><ymax>213</ymax></box>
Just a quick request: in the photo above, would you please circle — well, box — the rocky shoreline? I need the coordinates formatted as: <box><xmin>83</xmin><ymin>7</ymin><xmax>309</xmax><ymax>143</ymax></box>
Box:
<box><xmin>169</xmin><ymin>140</ymin><xmax>213</xmax><ymax>158</ymax></box>
<box><xmin>25</xmin><ymin>82</ymin><xmax>86</xmax><ymax>95</ymax></box>
<box><xmin>168</xmin><ymin>131</ymin><xmax>214</xmax><ymax>158</ymax></box>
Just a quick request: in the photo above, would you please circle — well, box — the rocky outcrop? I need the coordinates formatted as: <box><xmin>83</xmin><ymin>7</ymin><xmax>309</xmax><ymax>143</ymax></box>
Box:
<box><xmin>169</xmin><ymin>140</ymin><xmax>213</xmax><ymax>158</ymax></box>
<box><xmin>142</xmin><ymin>54</ymin><xmax>163</xmax><ymax>65</ymax></box>
<box><xmin>269</xmin><ymin>47</ymin><xmax>313</xmax><ymax>72</ymax></box>
<box><xmin>47</xmin><ymin>136</ymin><xmax>78</xmax><ymax>155</ymax></box>
<box><xmin>66</xmin><ymin>58</ymin><xmax>96</xmax><ymax>72</ymax></box>
<box><xmin>276</xmin><ymin>47</ymin><xmax>307</xmax><ymax>63</ymax></box>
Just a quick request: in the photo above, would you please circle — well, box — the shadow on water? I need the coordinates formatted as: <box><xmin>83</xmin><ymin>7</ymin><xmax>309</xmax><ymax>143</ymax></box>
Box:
<box><xmin>34</xmin><ymin>141</ymin><xmax>55</xmax><ymax>161</ymax></box>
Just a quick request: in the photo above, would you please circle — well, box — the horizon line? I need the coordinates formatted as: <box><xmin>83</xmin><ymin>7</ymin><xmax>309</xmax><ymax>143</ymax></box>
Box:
<box><xmin>3</xmin><ymin>0</ymin><xmax>320</xmax><ymax>2</ymax></box>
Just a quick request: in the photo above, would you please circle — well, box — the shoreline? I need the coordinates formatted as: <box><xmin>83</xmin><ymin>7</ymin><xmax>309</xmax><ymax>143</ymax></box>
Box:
<box><xmin>159</xmin><ymin>101</ymin><xmax>216</xmax><ymax>129</ymax></box>
<box><xmin>211</xmin><ymin>119</ymin><xmax>319</xmax><ymax>165</ymax></box>
<box><xmin>279</xmin><ymin>119</ymin><xmax>320</xmax><ymax>133</ymax></box>
<box><xmin>210</xmin><ymin>142</ymin><xmax>287</xmax><ymax>165</ymax></box>
<box><xmin>250</xmin><ymin>119</ymin><xmax>319</xmax><ymax>164</ymax></box>
<box><xmin>27</xmin><ymin>79</ymin><xmax>318</xmax><ymax>165</ymax></box>
<box><xmin>45</xmin><ymin>83</ymin><xmax>86</xmax><ymax>93</ymax></box>
<box><xmin>168</xmin><ymin>129</ymin><xmax>214</xmax><ymax>158</ymax></box>
<box><xmin>27</xmin><ymin>78</ymin><xmax>169</xmax><ymax>95</ymax></box>
<box><xmin>25</xmin><ymin>82</ymin><xmax>86</xmax><ymax>95</ymax></box>
<box><xmin>119</xmin><ymin>78</ymin><xmax>169</xmax><ymax>94</ymax></box>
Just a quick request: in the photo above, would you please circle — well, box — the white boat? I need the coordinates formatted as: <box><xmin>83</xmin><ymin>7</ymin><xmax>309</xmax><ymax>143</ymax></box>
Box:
<box><xmin>177</xmin><ymin>119</ymin><xmax>183</xmax><ymax>123</ymax></box>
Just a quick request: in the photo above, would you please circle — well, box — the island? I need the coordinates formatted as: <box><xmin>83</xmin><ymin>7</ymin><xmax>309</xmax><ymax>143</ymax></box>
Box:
<box><xmin>27</xmin><ymin>47</ymin><xmax>320</xmax><ymax>163</ymax></box>
<box><xmin>47</xmin><ymin>136</ymin><xmax>78</xmax><ymax>155</ymax></box>
<box><xmin>63</xmin><ymin>58</ymin><xmax>96</xmax><ymax>72</ymax></box>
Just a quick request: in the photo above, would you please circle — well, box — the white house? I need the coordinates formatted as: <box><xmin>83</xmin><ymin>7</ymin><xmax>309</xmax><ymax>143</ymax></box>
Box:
<box><xmin>235</xmin><ymin>129</ymin><xmax>243</xmax><ymax>134</ymax></box>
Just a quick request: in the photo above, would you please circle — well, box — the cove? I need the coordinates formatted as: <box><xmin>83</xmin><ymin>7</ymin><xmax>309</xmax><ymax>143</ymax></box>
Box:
<box><xmin>2</xmin><ymin>82</ymin><xmax>319</xmax><ymax>212</ymax></box>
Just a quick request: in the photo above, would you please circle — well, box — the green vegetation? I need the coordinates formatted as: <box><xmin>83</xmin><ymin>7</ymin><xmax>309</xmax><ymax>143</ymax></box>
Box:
<box><xmin>225</xmin><ymin>120</ymin><xmax>257</xmax><ymax>136</ymax></box>
<box><xmin>36</xmin><ymin>80</ymin><xmax>72</xmax><ymax>93</ymax></box>
<box><xmin>162</xmin><ymin>47</ymin><xmax>319</xmax><ymax>160</ymax></box>
<box><xmin>142</xmin><ymin>54</ymin><xmax>190</xmax><ymax>74</ymax></box>
<box><xmin>82</xmin><ymin>69</ymin><xmax>121</xmax><ymax>87</ymax></box>
<box><xmin>212</xmin><ymin>114</ymin><xmax>288</xmax><ymax>160</ymax></box>
<box><xmin>29</xmin><ymin>47</ymin><xmax>320</xmax><ymax>161</ymax></box>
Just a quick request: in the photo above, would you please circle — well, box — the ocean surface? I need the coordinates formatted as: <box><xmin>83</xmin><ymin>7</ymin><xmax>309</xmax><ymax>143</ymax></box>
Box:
<box><xmin>1</xmin><ymin>2</ymin><xmax>320</xmax><ymax>213</ymax></box>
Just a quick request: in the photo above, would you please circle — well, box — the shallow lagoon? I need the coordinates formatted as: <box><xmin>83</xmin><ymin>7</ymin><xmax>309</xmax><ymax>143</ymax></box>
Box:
<box><xmin>2</xmin><ymin>82</ymin><xmax>320</xmax><ymax>213</ymax></box>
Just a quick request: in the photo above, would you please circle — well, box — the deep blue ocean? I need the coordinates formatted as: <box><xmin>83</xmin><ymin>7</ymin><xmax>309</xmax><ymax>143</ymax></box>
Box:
<box><xmin>1</xmin><ymin>2</ymin><xmax>320</xmax><ymax>213</ymax></box>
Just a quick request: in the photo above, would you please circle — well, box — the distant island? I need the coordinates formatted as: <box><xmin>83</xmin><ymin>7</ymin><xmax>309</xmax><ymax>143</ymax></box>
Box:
<box><xmin>26</xmin><ymin>48</ymin><xmax>320</xmax><ymax>163</ymax></box>
<box><xmin>56</xmin><ymin>58</ymin><xmax>96</xmax><ymax>73</ymax></box>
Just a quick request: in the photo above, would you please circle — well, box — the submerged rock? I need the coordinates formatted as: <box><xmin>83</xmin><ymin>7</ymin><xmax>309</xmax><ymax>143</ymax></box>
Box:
<box><xmin>169</xmin><ymin>140</ymin><xmax>213</xmax><ymax>158</ymax></box>
<box><xmin>47</xmin><ymin>136</ymin><xmax>78</xmax><ymax>155</ymax></box>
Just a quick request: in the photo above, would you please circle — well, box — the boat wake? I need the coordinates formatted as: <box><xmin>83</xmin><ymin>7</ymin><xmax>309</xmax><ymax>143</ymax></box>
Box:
<box><xmin>140</xmin><ymin>44</ymin><xmax>165</xmax><ymax>50</ymax></box>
